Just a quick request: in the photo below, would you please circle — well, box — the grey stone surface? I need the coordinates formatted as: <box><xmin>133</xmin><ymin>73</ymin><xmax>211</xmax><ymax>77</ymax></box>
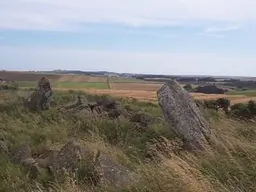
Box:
<box><xmin>11</xmin><ymin>144</ymin><xmax>32</xmax><ymax>164</ymax></box>
<box><xmin>157</xmin><ymin>80</ymin><xmax>211</xmax><ymax>150</ymax></box>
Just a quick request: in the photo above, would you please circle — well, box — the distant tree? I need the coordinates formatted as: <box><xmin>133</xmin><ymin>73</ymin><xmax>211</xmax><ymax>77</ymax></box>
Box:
<box><xmin>198</xmin><ymin>77</ymin><xmax>216</xmax><ymax>82</ymax></box>
<box><xmin>194</xmin><ymin>85</ymin><xmax>225</xmax><ymax>94</ymax></box>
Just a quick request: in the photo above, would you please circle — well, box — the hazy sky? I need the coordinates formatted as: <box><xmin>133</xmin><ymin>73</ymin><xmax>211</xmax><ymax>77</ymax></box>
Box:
<box><xmin>1</xmin><ymin>0</ymin><xmax>256</xmax><ymax>76</ymax></box>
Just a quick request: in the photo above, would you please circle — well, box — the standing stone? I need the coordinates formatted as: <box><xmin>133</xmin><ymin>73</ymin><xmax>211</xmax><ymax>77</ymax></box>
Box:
<box><xmin>157</xmin><ymin>80</ymin><xmax>211</xmax><ymax>151</ymax></box>
<box><xmin>0</xmin><ymin>140</ymin><xmax>9</xmax><ymax>155</ymax></box>
<box><xmin>24</xmin><ymin>76</ymin><xmax>53</xmax><ymax>111</ymax></box>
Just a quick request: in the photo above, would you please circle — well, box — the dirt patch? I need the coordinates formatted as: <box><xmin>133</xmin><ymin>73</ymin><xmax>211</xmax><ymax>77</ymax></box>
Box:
<box><xmin>0</xmin><ymin>71</ymin><xmax>60</xmax><ymax>81</ymax></box>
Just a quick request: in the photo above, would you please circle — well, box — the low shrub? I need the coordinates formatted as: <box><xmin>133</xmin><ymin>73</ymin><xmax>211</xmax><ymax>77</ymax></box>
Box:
<box><xmin>0</xmin><ymin>82</ymin><xmax>18</xmax><ymax>90</ymax></box>
<box><xmin>230</xmin><ymin>100</ymin><xmax>256</xmax><ymax>119</ymax></box>
<box><xmin>204</xmin><ymin>100</ymin><xmax>218</xmax><ymax>110</ymax></box>
<box><xmin>216</xmin><ymin>98</ymin><xmax>230</xmax><ymax>112</ymax></box>
<box><xmin>183</xmin><ymin>84</ymin><xmax>193</xmax><ymax>92</ymax></box>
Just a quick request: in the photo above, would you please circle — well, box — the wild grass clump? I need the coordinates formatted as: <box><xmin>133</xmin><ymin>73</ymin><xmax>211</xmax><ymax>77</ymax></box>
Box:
<box><xmin>0</xmin><ymin>82</ymin><xmax>18</xmax><ymax>90</ymax></box>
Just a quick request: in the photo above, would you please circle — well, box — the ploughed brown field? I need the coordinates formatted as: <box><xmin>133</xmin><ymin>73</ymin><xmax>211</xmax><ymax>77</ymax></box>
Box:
<box><xmin>0</xmin><ymin>71</ymin><xmax>107</xmax><ymax>82</ymax></box>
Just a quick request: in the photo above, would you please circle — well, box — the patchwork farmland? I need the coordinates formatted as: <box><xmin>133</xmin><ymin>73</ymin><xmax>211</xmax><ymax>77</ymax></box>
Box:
<box><xmin>1</xmin><ymin>71</ymin><xmax>256</xmax><ymax>104</ymax></box>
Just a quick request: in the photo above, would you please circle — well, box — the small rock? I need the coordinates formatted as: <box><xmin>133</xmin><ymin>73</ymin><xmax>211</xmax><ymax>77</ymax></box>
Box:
<box><xmin>28</xmin><ymin>164</ymin><xmax>42</xmax><ymax>180</ymax></box>
<box><xmin>11</xmin><ymin>144</ymin><xmax>32</xmax><ymax>164</ymax></box>
<box><xmin>0</xmin><ymin>140</ymin><xmax>9</xmax><ymax>155</ymax></box>
<box><xmin>98</xmin><ymin>153</ymin><xmax>138</xmax><ymax>188</ymax></box>
<box><xmin>93</xmin><ymin>106</ymin><xmax>105</xmax><ymax>114</ymax></box>
<box><xmin>22</xmin><ymin>158</ymin><xmax>36</xmax><ymax>166</ymax></box>
<box><xmin>77</xmin><ymin>95</ymin><xmax>88</xmax><ymax>105</ymax></box>
<box><xmin>97</xmin><ymin>98</ymin><xmax>120</xmax><ymax>111</ymax></box>
<box><xmin>51</xmin><ymin>141</ymin><xmax>91</xmax><ymax>171</ymax></box>
<box><xmin>21</xmin><ymin>158</ymin><xmax>42</xmax><ymax>180</ymax></box>
<box><xmin>88</xmin><ymin>102</ymin><xmax>98</xmax><ymax>111</ymax></box>
<box><xmin>108</xmin><ymin>106</ymin><xmax>130</xmax><ymax>119</ymax></box>
<box><xmin>130</xmin><ymin>112</ymin><xmax>155</xmax><ymax>127</ymax></box>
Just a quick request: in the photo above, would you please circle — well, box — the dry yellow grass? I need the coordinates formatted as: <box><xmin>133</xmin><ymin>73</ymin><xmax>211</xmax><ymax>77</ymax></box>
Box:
<box><xmin>1</xmin><ymin>89</ymin><xmax>256</xmax><ymax>192</ymax></box>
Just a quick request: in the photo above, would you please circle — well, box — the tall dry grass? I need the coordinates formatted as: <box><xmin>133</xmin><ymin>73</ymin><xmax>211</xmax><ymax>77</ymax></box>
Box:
<box><xmin>0</xmin><ymin>90</ymin><xmax>255</xmax><ymax>192</ymax></box>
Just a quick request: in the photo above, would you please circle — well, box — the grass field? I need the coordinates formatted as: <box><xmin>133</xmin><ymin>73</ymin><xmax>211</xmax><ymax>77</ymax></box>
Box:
<box><xmin>226</xmin><ymin>90</ymin><xmax>256</xmax><ymax>97</ymax></box>
<box><xmin>16</xmin><ymin>81</ymin><xmax>37</xmax><ymax>88</ymax></box>
<box><xmin>17</xmin><ymin>81</ymin><xmax>109</xmax><ymax>89</ymax></box>
<box><xmin>16</xmin><ymin>79</ymin><xmax>256</xmax><ymax>104</ymax></box>
<box><xmin>54</xmin><ymin>82</ymin><xmax>109</xmax><ymax>89</ymax></box>
<box><xmin>108</xmin><ymin>77</ymin><xmax>147</xmax><ymax>83</ymax></box>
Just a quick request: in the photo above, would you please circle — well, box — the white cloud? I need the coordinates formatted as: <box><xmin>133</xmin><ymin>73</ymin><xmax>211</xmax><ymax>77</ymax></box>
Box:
<box><xmin>205</xmin><ymin>25</ymin><xmax>241</xmax><ymax>33</ymax></box>
<box><xmin>0</xmin><ymin>0</ymin><xmax>256</xmax><ymax>30</ymax></box>
<box><xmin>1</xmin><ymin>46</ymin><xmax>256</xmax><ymax>76</ymax></box>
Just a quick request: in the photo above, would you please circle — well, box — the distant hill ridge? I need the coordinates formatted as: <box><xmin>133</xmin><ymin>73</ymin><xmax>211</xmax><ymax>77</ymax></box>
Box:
<box><xmin>0</xmin><ymin>70</ymin><xmax>255</xmax><ymax>83</ymax></box>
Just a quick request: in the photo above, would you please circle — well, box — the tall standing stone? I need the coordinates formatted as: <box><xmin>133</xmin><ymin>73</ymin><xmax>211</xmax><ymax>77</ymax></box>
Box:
<box><xmin>157</xmin><ymin>80</ymin><xmax>211</xmax><ymax>151</ymax></box>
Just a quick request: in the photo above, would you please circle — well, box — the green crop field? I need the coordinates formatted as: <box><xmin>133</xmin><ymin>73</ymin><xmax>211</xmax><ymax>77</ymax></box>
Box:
<box><xmin>109</xmin><ymin>77</ymin><xmax>147</xmax><ymax>83</ymax></box>
<box><xmin>53</xmin><ymin>82</ymin><xmax>109</xmax><ymax>89</ymax></box>
<box><xmin>226</xmin><ymin>90</ymin><xmax>256</xmax><ymax>97</ymax></box>
<box><xmin>16</xmin><ymin>81</ymin><xmax>37</xmax><ymax>88</ymax></box>
<box><xmin>17</xmin><ymin>81</ymin><xmax>109</xmax><ymax>89</ymax></box>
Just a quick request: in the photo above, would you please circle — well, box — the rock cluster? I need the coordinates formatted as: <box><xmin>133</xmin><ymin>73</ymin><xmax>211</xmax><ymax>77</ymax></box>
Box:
<box><xmin>3</xmin><ymin>141</ymin><xmax>137</xmax><ymax>187</ymax></box>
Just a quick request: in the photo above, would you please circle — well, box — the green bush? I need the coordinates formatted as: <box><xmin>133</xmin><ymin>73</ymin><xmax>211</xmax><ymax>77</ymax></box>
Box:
<box><xmin>204</xmin><ymin>100</ymin><xmax>218</xmax><ymax>110</ymax></box>
<box><xmin>230</xmin><ymin>101</ymin><xmax>256</xmax><ymax>119</ymax></box>
<box><xmin>248</xmin><ymin>100</ymin><xmax>256</xmax><ymax>115</ymax></box>
<box><xmin>203</xmin><ymin>98</ymin><xmax>231</xmax><ymax>113</ymax></box>
<box><xmin>216</xmin><ymin>98</ymin><xmax>230</xmax><ymax>112</ymax></box>
<box><xmin>0</xmin><ymin>82</ymin><xmax>19</xmax><ymax>90</ymax></box>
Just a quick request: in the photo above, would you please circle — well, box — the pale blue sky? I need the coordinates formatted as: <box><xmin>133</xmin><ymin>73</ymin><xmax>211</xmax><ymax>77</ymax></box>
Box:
<box><xmin>1</xmin><ymin>0</ymin><xmax>256</xmax><ymax>76</ymax></box>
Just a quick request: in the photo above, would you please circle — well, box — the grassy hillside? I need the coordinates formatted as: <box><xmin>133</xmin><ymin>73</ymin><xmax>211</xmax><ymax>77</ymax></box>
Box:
<box><xmin>0</xmin><ymin>89</ymin><xmax>255</xmax><ymax>192</ymax></box>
